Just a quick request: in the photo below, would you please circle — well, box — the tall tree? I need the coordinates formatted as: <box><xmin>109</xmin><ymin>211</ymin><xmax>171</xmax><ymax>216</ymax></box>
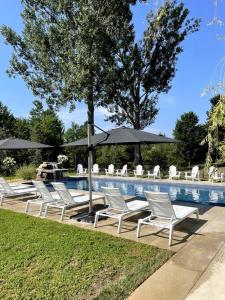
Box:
<box><xmin>0</xmin><ymin>0</ymin><xmax>138</xmax><ymax>133</ymax></box>
<box><xmin>203</xmin><ymin>94</ymin><xmax>225</xmax><ymax>167</ymax></box>
<box><xmin>173</xmin><ymin>112</ymin><xmax>207</xmax><ymax>167</ymax></box>
<box><xmin>30</xmin><ymin>100</ymin><xmax>64</xmax><ymax>161</ymax></box>
<box><xmin>0</xmin><ymin>101</ymin><xmax>15</xmax><ymax>139</ymax></box>
<box><xmin>64</xmin><ymin>122</ymin><xmax>88</xmax><ymax>168</ymax></box>
<box><xmin>105</xmin><ymin>0</ymin><xmax>200</xmax><ymax>163</ymax></box>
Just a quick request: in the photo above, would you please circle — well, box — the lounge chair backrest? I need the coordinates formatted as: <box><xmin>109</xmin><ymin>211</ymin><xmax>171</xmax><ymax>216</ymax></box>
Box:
<box><xmin>108</xmin><ymin>164</ymin><xmax>114</xmax><ymax>173</ymax></box>
<box><xmin>121</xmin><ymin>164</ymin><xmax>127</xmax><ymax>175</ymax></box>
<box><xmin>77</xmin><ymin>164</ymin><xmax>84</xmax><ymax>174</ymax></box>
<box><xmin>144</xmin><ymin>191</ymin><xmax>176</xmax><ymax>220</ymax></box>
<box><xmin>0</xmin><ymin>177</ymin><xmax>13</xmax><ymax>194</ymax></box>
<box><xmin>135</xmin><ymin>165</ymin><xmax>143</xmax><ymax>175</ymax></box>
<box><xmin>169</xmin><ymin>165</ymin><xmax>177</xmax><ymax>177</ymax></box>
<box><xmin>153</xmin><ymin>165</ymin><xmax>160</xmax><ymax>176</ymax></box>
<box><xmin>102</xmin><ymin>187</ymin><xmax>128</xmax><ymax>211</ymax></box>
<box><xmin>32</xmin><ymin>181</ymin><xmax>54</xmax><ymax>201</ymax></box>
<box><xmin>191</xmin><ymin>166</ymin><xmax>199</xmax><ymax>178</ymax></box>
<box><xmin>93</xmin><ymin>164</ymin><xmax>99</xmax><ymax>173</ymax></box>
<box><xmin>52</xmin><ymin>182</ymin><xmax>74</xmax><ymax>204</ymax></box>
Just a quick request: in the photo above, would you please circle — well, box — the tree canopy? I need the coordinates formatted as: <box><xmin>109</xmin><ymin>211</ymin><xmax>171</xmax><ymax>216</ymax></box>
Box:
<box><xmin>105</xmin><ymin>0</ymin><xmax>200</xmax><ymax>130</ymax></box>
<box><xmin>173</xmin><ymin>111</ymin><xmax>207</xmax><ymax>166</ymax></box>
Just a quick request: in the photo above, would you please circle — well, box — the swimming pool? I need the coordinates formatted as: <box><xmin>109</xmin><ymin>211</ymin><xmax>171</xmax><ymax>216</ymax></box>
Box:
<box><xmin>62</xmin><ymin>177</ymin><xmax>225</xmax><ymax>205</ymax></box>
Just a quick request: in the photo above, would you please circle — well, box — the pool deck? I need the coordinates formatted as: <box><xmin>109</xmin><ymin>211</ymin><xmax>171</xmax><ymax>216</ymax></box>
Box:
<box><xmin>1</xmin><ymin>178</ymin><xmax>225</xmax><ymax>299</ymax></box>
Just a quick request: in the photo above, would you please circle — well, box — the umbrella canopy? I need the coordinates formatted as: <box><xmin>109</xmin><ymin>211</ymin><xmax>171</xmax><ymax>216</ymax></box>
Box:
<box><xmin>63</xmin><ymin>126</ymin><xmax>179</xmax><ymax>147</ymax></box>
<box><xmin>0</xmin><ymin>138</ymin><xmax>53</xmax><ymax>150</ymax></box>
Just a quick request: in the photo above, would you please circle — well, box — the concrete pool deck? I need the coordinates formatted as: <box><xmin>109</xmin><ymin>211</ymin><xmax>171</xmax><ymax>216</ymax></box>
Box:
<box><xmin>1</xmin><ymin>181</ymin><xmax>225</xmax><ymax>299</ymax></box>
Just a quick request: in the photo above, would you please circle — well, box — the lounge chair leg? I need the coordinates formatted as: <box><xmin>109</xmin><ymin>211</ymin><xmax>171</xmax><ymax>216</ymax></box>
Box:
<box><xmin>44</xmin><ymin>205</ymin><xmax>49</xmax><ymax>217</ymax></box>
<box><xmin>94</xmin><ymin>213</ymin><xmax>99</xmax><ymax>228</ymax></box>
<box><xmin>169</xmin><ymin>226</ymin><xmax>173</xmax><ymax>246</ymax></box>
<box><xmin>137</xmin><ymin>220</ymin><xmax>142</xmax><ymax>238</ymax></box>
<box><xmin>0</xmin><ymin>195</ymin><xmax>4</xmax><ymax>206</ymax></box>
<box><xmin>61</xmin><ymin>207</ymin><xmax>65</xmax><ymax>221</ymax></box>
<box><xmin>118</xmin><ymin>216</ymin><xmax>123</xmax><ymax>234</ymax></box>
<box><xmin>196</xmin><ymin>210</ymin><xmax>199</xmax><ymax>221</ymax></box>
<box><xmin>39</xmin><ymin>203</ymin><xmax>44</xmax><ymax>216</ymax></box>
<box><xmin>25</xmin><ymin>201</ymin><xmax>30</xmax><ymax>213</ymax></box>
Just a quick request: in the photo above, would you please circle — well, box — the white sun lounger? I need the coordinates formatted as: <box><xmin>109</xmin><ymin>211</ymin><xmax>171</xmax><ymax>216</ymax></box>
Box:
<box><xmin>168</xmin><ymin>165</ymin><xmax>181</xmax><ymax>180</ymax></box>
<box><xmin>147</xmin><ymin>165</ymin><xmax>160</xmax><ymax>179</ymax></box>
<box><xmin>134</xmin><ymin>165</ymin><xmax>144</xmax><ymax>177</ymax></box>
<box><xmin>105</xmin><ymin>164</ymin><xmax>114</xmax><ymax>175</ymax></box>
<box><xmin>137</xmin><ymin>191</ymin><xmax>199</xmax><ymax>246</ymax></box>
<box><xmin>208</xmin><ymin>166</ymin><xmax>224</xmax><ymax>183</ymax></box>
<box><xmin>0</xmin><ymin>177</ymin><xmax>32</xmax><ymax>191</ymax></box>
<box><xmin>94</xmin><ymin>187</ymin><xmax>150</xmax><ymax>233</ymax></box>
<box><xmin>25</xmin><ymin>181</ymin><xmax>70</xmax><ymax>216</ymax></box>
<box><xmin>92</xmin><ymin>164</ymin><xmax>99</xmax><ymax>174</ymax></box>
<box><xmin>77</xmin><ymin>164</ymin><xmax>87</xmax><ymax>175</ymax></box>
<box><xmin>116</xmin><ymin>164</ymin><xmax>128</xmax><ymax>176</ymax></box>
<box><xmin>185</xmin><ymin>166</ymin><xmax>199</xmax><ymax>181</ymax></box>
<box><xmin>0</xmin><ymin>179</ymin><xmax>37</xmax><ymax>206</ymax></box>
<box><xmin>45</xmin><ymin>182</ymin><xmax>104</xmax><ymax>221</ymax></box>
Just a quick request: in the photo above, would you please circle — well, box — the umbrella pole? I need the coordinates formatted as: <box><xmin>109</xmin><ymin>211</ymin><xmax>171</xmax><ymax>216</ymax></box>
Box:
<box><xmin>88</xmin><ymin>123</ymin><xmax>93</xmax><ymax>214</ymax></box>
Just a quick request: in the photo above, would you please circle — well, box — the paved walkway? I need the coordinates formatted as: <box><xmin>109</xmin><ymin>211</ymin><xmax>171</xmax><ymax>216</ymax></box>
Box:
<box><xmin>1</xmin><ymin>181</ymin><xmax>225</xmax><ymax>299</ymax></box>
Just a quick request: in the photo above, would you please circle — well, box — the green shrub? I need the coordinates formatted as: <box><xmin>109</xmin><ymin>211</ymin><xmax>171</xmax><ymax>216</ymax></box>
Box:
<box><xmin>16</xmin><ymin>164</ymin><xmax>36</xmax><ymax>180</ymax></box>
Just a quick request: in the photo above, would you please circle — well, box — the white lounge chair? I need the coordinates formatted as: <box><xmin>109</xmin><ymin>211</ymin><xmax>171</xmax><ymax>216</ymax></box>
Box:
<box><xmin>0</xmin><ymin>179</ymin><xmax>37</xmax><ymax>206</ymax></box>
<box><xmin>147</xmin><ymin>165</ymin><xmax>160</xmax><ymax>179</ymax></box>
<box><xmin>105</xmin><ymin>164</ymin><xmax>114</xmax><ymax>175</ymax></box>
<box><xmin>168</xmin><ymin>165</ymin><xmax>181</xmax><ymax>180</ymax></box>
<box><xmin>134</xmin><ymin>165</ymin><xmax>144</xmax><ymax>177</ymax></box>
<box><xmin>46</xmin><ymin>182</ymin><xmax>104</xmax><ymax>221</ymax></box>
<box><xmin>137</xmin><ymin>191</ymin><xmax>199</xmax><ymax>246</ymax></box>
<box><xmin>92</xmin><ymin>163</ymin><xmax>99</xmax><ymax>175</ymax></box>
<box><xmin>208</xmin><ymin>166</ymin><xmax>224</xmax><ymax>183</ymax></box>
<box><xmin>0</xmin><ymin>177</ymin><xmax>32</xmax><ymax>190</ymax></box>
<box><xmin>116</xmin><ymin>164</ymin><xmax>128</xmax><ymax>176</ymax></box>
<box><xmin>94</xmin><ymin>187</ymin><xmax>149</xmax><ymax>233</ymax></box>
<box><xmin>185</xmin><ymin>166</ymin><xmax>199</xmax><ymax>181</ymax></box>
<box><xmin>25</xmin><ymin>181</ymin><xmax>61</xmax><ymax>216</ymax></box>
<box><xmin>77</xmin><ymin>164</ymin><xmax>87</xmax><ymax>175</ymax></box>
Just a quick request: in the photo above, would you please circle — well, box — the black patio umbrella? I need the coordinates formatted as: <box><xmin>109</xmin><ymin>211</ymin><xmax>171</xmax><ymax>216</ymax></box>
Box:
<box><xmin>64</xmin><ymin>126</ymin><xmax>179</xmax><ymax>147</ymax></box>
<box><xmin>63</xmin><ymin>126</ymin><xmax>180</xmax><ymax>222</ymax></box>
<box><xmin>0</xmin><ymin>138</ymin><xmax>53</xmax><ymax>150</ymax></box>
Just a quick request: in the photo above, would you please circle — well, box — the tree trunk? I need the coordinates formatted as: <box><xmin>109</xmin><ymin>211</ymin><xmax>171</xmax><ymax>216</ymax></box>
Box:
<box><xmin>134</xmin><ymin>144</ymin><xmax>142</xmax><ymax>165</ymax></box>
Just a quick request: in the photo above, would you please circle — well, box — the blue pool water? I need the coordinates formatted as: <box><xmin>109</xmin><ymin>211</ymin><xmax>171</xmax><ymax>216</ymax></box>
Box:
<box><xmin>62</xmin><ymin>177</ymin><xmax>225</xmax><ymax>205</ymax></box>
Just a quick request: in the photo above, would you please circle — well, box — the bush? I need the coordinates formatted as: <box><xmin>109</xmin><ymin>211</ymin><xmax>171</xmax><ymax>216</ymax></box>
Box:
<box><xmin>2</xmin><ymin>157</ymin><xmax>17</xmax><ymax>176</ymax></box>
<box><xmin>16</xmin><ymin>164</ymin><xmax>36</xmax><ymax>180</ymax></box>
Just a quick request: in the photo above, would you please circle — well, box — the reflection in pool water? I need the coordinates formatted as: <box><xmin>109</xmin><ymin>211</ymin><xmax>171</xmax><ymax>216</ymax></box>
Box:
<box><xmin>62</xmin><ymin>178</ymin><xmax>225</xmax><ymax>205</ymax></box>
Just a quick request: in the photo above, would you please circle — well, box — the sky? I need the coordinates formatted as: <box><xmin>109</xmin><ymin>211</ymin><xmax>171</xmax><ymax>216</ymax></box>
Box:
<box><xmin>0</xmin><ymin>0</ymin><xmax>225</xmax><ymax>137</ymax></box>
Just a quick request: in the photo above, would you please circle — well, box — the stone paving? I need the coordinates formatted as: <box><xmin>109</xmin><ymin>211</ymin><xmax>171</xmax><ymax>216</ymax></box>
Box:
<box><xmin>1</xmin><ymin>180</ymin><xmax>225</xmax><ymax>300</ymax></box>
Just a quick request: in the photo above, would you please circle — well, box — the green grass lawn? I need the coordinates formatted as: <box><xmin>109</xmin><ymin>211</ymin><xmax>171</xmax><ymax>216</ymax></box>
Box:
<box><xmin>0</xmin><ymin>209</ymin><xmax>172</xmax><ymax>300</ymax></box>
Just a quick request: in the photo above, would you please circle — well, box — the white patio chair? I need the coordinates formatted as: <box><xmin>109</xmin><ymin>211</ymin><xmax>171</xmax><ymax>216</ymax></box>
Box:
<box><xmin>208</xmin><ymin>166</ymin><xmax>224</xmax><ymax>183</ymax></box>
<box><xmin>25</xmin><ymin>181</ymin><xmax>61</xmax><ymax>216</ymax></box>
<box><xmin>147</xmin><ymin>165</ymin><xmax>160</xmax><ymax>179</ymax></box>
<box><xmin>168</xmin><ymin>165</ymin><xmax>181</xmax><ymax>180</ymax></box>
<box><xmin>105</xmin><ymin>164</ymin><xmax>114</xmax><ymax>175</ymax></box>
<box><xmin>134</xmin><ymin>165</ymin><xmax>144</xmax><ymax>177</ymax></box>
<box><xmin>92</xmin><ymin>163</ymin><xmax>99</xmax><ymax>175</ymax></box>
<box><xmin>0</xmin><ymin>179</ymin><xmax>37</xmax><ymax>206</ymax></box>
<box><xmin>185</xmin><ymin>166</ymin><xmax>199</xmax><ymax>181</ymax></box>
<box><xmin>77</xmin><ymin>164</ymin><xmax>87</xmax><ymax>175</ymax></box>
<box><xmin>137</xmin><ymin>191</ymin><xmax>199</xmax><ymax>246</ymax></box>
<box><xmin>116</xmin><ymin>164</ymin><xmax>128</xmax><ymax>176</ymax></box>
<box><xmin>46</xmin><ymin>182</ymin><xmax>104</xmax><ymax>221</ymax></box>
<box><xmin>94</xmin><ymin>187</ymin><xmax>149</xmax><ymax>233</ymax></box>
